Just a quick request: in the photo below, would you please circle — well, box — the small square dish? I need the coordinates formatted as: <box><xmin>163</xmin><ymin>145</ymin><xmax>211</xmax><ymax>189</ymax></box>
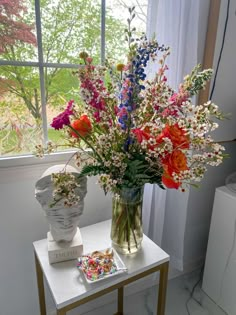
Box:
<box><xmin>77</xmin><ymin>248</ymin><xmax>127</xmax><ymax>283</ymax></box>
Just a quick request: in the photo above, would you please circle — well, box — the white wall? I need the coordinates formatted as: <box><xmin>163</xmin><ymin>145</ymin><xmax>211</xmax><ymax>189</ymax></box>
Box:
<box><xmin>183</xmin><ymin>0</ymin><xmax>236</xmax><ymax>269</ymax></box>
<box><xmin>0</xmin><ymin>158</ymin><xmax>112</xmax><ymax>315</ymax></box>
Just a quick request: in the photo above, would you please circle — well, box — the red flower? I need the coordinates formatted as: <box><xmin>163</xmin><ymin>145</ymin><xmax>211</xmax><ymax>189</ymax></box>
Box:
<box><xmin>162</xmin><ymin>150</ymin><xmax>188</xmax><ymax>189</ymax></box>
<box><xmin>132</xmin><ymin>128</ymin><xmax>150</xmax><ymax>143</ymax></box>
<box><xmin>162</xmin><ymin>170</ymin><xmax>181</xmax><ymax>189</ymax></box>
<box><xmin>70</xmin><ymin>115</ymin><xmax>92</xmax><ymax>138</ymax></box>
<box><xmin>165</xmin><ymin>150</ymin><xmax>188</xmax><ymax>174</ymax></box>
<box><xmin>158</xmin><ymin>124</ymin><xmax>190</xmax><ymax>149</ymax></box>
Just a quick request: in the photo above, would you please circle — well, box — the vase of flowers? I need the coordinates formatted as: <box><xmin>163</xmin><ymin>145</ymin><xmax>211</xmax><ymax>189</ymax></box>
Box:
<box><xmin>37</xmin><ymin>8</ymin><xmax>226</xmax><ymax>255</ymax></box>
<box><xmin>111</xmin><ymin>186</ymin><xmax>144</xmax><ymax>254</ymax></box>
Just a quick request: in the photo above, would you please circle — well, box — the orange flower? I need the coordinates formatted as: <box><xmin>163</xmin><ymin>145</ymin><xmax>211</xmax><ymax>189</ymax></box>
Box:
<box><xmin>162</xmin><ymin>170</ymin><xmax>181</xmax><ymax>189</ymax></box>
<box><xmin>162</xmin><ymin>150</ymin><xmax>188</xmax><ymax>189</ymax></box>
<box><xmin>158</xmin><ymin>124</ymin><xmax>190</xmax><ymax>149</ymax></box>
<box><xmin>70</xmin><ymin>115</ymin><xmax>92</xmax><ymax>138</ymax></box>
<box><xmin>166</xmin><ymin>150</ymin><xmax>188</xmax><ymax>174</ymax></box>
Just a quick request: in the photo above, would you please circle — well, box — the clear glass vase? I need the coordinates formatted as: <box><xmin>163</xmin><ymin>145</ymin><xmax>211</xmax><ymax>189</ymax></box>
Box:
<box><xmin>111</xmin><ymin>186</ymin><xmax>144</xmax><ymax>255</ymax></box>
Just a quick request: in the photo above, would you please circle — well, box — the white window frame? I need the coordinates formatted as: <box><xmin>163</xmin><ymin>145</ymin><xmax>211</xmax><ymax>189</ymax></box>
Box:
<box><xmin>0</xmin><ymin>0</ymin><xmax>106</xmax><ymax>167</ymax></box>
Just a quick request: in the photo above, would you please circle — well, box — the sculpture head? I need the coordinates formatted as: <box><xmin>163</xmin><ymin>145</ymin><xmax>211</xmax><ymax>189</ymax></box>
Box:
<box><xmin>35</xmin><ymin>164</ymin><xmax>87</xmax><ymax>242</ymax></box>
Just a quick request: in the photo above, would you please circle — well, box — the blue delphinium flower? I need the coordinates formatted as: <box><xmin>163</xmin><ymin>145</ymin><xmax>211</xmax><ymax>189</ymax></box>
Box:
<box><xmin>124</xmin><ymin>136</ymin><xmax>134</xmax><ymax>152</ymax></box>
<box><xmin>117</xmin><ymin>36</ymin><xmax>168</xmax><ymax>130</ymax></box>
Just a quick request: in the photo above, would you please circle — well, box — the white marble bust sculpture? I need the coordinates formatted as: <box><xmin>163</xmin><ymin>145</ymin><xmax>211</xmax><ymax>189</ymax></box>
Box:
<box><xmin>35</xmin><ymin>164</ymin><xmax>87</xmax><ymax>242</ymax></box>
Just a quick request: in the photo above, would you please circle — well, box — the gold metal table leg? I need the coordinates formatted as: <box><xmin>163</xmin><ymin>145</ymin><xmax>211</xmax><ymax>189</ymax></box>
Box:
<box><xmin>34</xmin><ymin>252</ymin><xmax>46</xmax><ymax>315</ymax></box>
<box><xmin>57</xmin><ymin>309</ymin><xmax>67</xmax><ymax>315</ymax></box>
<box><xmin>116</xmin><ymin>286</ymin><xmax>124</xmax><ymax>315</ymax></box>
<box><xmin>157</xmin><ymin>262</ymin><xmax>169</xmax><ymax>315</ymax></box>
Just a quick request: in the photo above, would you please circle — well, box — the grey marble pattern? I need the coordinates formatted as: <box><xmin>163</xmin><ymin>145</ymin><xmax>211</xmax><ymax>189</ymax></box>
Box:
<box><xmin>86</xmin><ymin>276</ymin><xmax>227</xmax><ymax>315</ymax></box>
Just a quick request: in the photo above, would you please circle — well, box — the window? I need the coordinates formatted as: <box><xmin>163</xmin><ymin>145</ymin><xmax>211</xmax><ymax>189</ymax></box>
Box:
<box><xmin>0</xmin><ymin>0</ymin><xmax>147</xmax><ymax>158</ymax></box>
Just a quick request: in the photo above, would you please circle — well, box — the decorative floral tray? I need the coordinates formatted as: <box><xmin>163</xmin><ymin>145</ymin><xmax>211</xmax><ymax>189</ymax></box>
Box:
<box><xmin>77</xmin><ymin>248</ymin><xmax>127</xmax><ymax>283</ymax></box>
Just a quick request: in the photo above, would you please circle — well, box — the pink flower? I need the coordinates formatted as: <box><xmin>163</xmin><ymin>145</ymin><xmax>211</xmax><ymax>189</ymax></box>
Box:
<box><xmin>114</xmin><ymin>106</ymin><xmax>119</xmax><ymax>115</ymax></box>
<box><xmin>51</xmin><ymin>100</ymin><xmax>74</xmax><ymax>130</ymax></box>
<box><xmin>169</xmin><ymin>85</ymin><xmax>189</xmax><ymax>107</ymax></box>
<box><xmin>123</xmin><ymin>63</ymin><xmax>131</xmax><ymax>71</ymax></box>
<box><xmin>86</xmin><ymin>57</ymin><xmax>93</xmax><ymax>64</ymax></box>
<box><xmin>93</xmin><ymin>111</ymin><xmax>101</xmax><ymax>122</ymax></box>
<box><xmin>161</xmin><ymin>108</ymin><xmax>178</xmax><ymax>118</ymax></box>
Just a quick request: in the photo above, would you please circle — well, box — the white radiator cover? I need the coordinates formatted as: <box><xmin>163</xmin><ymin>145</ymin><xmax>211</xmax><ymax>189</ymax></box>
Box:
<box><xmin>202</xmin><ymin>186</ymin><xmax>236</xmax><ymax>315</ymax></box>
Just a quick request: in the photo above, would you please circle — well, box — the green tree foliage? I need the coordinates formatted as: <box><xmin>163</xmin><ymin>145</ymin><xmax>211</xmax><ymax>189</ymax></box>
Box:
<box><xmin>0</xmin><ymin>0</ymin><xmax>127</xmax><ymax>123</ymax></box>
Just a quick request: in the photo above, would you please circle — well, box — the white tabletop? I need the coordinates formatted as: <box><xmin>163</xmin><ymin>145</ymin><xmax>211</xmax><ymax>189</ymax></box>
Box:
<box><xmin>33</xmin><ymin>220</ymin><xmax>169</xmax><ymax>309</ymax></box>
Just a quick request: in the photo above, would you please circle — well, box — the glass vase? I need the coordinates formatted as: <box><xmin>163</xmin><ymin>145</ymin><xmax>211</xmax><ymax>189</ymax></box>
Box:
<box><xmin>111</xmin><ymin>186</ymin><xmax>144</xmax><ymax>255</ymax></box>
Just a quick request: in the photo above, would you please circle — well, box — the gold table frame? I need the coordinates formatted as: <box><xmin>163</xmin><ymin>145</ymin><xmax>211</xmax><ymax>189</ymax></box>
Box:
<box><xmin>35</xmin><ymin>252</ymin><xmax>169</xmax><ymax>315</ymax></box>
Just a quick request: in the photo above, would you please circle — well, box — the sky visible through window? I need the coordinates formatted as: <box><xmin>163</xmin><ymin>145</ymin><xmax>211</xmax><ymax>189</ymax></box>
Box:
<box><xmin>107</xmin><ymin>0</ymin><xmax>147</xmax><ymax>32</ymax></box>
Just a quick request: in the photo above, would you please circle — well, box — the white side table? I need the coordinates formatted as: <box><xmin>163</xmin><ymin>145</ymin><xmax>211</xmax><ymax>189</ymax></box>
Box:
<box><xmin>33</xmin><ymin>220</ymin><xmax>169</xmax><ymax>315</ymax></box>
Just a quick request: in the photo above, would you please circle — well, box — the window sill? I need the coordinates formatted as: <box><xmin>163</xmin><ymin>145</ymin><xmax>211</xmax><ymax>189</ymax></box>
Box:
<box><xmin>0</xmin><ymin>151</ymin><xmax>76</xmax><ymax>169</ymax></box>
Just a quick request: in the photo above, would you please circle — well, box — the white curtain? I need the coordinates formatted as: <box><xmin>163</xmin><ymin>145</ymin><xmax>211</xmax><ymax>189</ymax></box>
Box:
<box><xmin>143</xmin><ymin>184</ymin><xmax>166</xmax><ymax>246</ymax></box>
<box><xmin>143</xmin><ymin>0</ymin><xmax>209</xmax><ymax>269</ymax></box>
<box><xmin>146</xmin><ymin>0</ymin><xmax>201</xmax><ymax>87</ymax></box>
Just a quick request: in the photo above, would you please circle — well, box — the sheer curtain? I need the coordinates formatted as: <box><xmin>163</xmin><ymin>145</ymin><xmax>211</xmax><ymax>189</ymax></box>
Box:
<box><xmin>143</xmin><ymin>0</ymin><xmax>209</xmax><ymax>269</ymax></box>
<box><xmin>143</xmin><ymin>184</ymin><xmax>166</xmax><ymax>246</ymax></box>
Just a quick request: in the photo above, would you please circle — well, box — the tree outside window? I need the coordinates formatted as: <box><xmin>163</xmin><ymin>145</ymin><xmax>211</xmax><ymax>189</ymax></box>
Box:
<box><xmin>0</xmin><ymin>0</ymin><xmax>147</xmax><ymax>157</ymax></box>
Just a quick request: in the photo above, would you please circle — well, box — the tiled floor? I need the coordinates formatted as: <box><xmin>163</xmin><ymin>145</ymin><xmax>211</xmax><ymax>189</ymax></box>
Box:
<box><xmin>75</xmin><ymin>272</ymin><xmax>228</xmax><ymax>315</ymax></box>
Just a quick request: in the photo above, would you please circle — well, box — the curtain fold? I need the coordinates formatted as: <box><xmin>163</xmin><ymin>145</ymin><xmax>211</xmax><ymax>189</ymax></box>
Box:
<box><xmin>143</xmin><ymin>0</ymin><xmax>209</xmax><ymax>270</ymax></box>
<box><xmin>143</xmin><ymin>184</ymin><xmax>166</xmax><ymax>246</ymax></box>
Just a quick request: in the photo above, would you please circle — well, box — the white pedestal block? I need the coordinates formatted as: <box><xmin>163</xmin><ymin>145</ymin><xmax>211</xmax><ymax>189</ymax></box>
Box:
<box><xmin>47</xmin><ymin>227</ymin><xmax>83</xmax><ymax>264</ymax></box>
<box><xmin>202</xmin><ymin>186</ymin><xmax>236</xmax><ymax>315</ymax></box>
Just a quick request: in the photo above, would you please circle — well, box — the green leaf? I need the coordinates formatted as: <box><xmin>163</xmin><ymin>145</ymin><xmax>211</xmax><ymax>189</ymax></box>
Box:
<box><xmin>135</xmin><ymin>174</ymin><xmax>151</xmax><ymax>179</ymax></box>
<box><xmin>79</xmin><ymin>164</ymin><xmax>105</xmax><ymax>177</ymax></box>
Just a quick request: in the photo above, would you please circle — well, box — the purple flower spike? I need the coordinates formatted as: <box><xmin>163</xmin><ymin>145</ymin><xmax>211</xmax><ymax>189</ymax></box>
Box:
<box><xmin>51</xmin><ymin>100</ymin><xmax>75</xmax><ymax>130</ymax></box>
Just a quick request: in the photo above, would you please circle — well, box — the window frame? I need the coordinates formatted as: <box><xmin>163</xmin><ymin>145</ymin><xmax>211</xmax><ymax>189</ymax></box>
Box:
<box><xmin>0</xmin><ymin>0</ymin><xmax>106</xmax><ymax>165</ymax></box>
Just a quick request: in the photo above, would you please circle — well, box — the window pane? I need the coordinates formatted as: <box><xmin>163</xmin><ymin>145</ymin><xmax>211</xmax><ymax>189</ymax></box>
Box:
<box><xmin>0</xmin><ymin>66</ymin><xmax>42</xmax><ymax>157</ymax></box>
<box><xmin>106</xmin><ymin>0</ymin><xmax>148</xmax><ymax>61</ymax></box>
<box><xmin>0</xmin><ymin>0</ymin><xmax>37</xmax><ymax>61</ymax></box>
<box><xmin>41</xmin><ymin>0</ymin><xmax>101</xmax><ymax>64</ymax></box>
<box><xmin>45</xmin><ymin>68</ymin><xmax>81</xmax><ymax>147</ymax></box>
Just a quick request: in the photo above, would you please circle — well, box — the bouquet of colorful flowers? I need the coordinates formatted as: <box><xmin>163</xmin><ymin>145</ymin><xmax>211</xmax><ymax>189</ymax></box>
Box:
<box><xmin>47</xmin><ymin>13</ymin><xmax>225</xmax><ymax>199</ymax></box>
<box><xmin>36</xmin><ymin>8</ymin><xmax>226</xmax><ymax>254</ymax></box>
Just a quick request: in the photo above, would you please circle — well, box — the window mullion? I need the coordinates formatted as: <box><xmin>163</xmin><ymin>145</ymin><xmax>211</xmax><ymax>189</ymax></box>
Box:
<box><xmin>35</xmin><ymin>0</ymin><xmax>48</xmax><ymax>145</ymax></box>
<box><xmin>0</xmin><ymin>60</ymin><xmax>39</xmax><ymax>67</ymax></box>
<box><xmin>101</xmin><ymin>0</ymin><xmax>106</xmax><ymax>65</ymax></box>
<box><xmin>0</xmin><ymin>60</ymin><xmax>83</xmax><ymax>69</ymax></box>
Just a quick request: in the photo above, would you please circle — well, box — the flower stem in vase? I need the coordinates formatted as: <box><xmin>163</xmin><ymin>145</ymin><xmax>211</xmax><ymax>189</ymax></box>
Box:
<box><xmin>111</xmin><ymin>186</ymin><xmax>144</xmax><ymax>255</ymax></box>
